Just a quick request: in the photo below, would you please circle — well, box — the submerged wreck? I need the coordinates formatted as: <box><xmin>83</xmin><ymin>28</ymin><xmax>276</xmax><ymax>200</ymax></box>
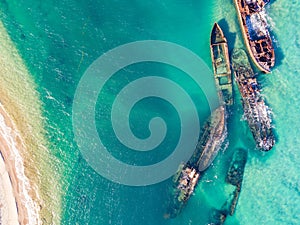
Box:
<box><xmin>210</xmin><ymin>209</ymin><xmax>228</xmax><ymax>225</ymax></box>
<box><xmin>166</xmin><ymin>106</ymin><xmax>226</xmax><ymax>218</ymax></box>
<box><xmin>231</xmin><ymin>49</ymin><xmax>275</xmax><ymax>151</ymax></box>
<box><xmin>165</xmin><ymin>163</ymin><xmax>200</xmax><ymax>218</ymax></box>
<box><xmin>209</xmin><ymin>148</ymin><xmax>248</xmax><ymax>224</ymax></box>
<box><xmin>234</xmin><ymin>0</ymin><xmax>275</xmax><ymax>73</ymax></box>
<box><xmin>210</xmin><ymin>23</ymin><xmax>233</xmax><ymax>106</ymax></box>
<box><xmin>225</xmin><ymin>148</ymin><xmax>248</xmax><ymax>216</ymax></box>
<box><xmin>192</xmin><ymin>106</ymin><xmax>226</xmax><ymax>172</ymax></box>
<box><xmin>165</xmin><ymin>24</ymin><xmax>232</xmax><ymax>218</ymax></box>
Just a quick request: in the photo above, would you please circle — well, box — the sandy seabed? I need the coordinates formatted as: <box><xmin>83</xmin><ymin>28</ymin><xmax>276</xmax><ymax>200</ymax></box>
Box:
<box><xmin>0</xmin><ymin>19</ymin><xmax>61</xmax><ymax>224</ymax></box>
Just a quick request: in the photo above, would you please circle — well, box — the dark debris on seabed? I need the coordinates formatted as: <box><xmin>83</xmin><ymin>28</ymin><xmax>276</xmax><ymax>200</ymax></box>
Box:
<box><xmin>208</xmin><ymin>148</ymin><xmax>248</xmax><ymax>225</ymax></box>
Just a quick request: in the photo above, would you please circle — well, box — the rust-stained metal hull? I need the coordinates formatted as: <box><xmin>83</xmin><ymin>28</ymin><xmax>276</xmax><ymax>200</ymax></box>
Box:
<box><xmin>234</xmin><ymin>0</ymin><xmax>275</xmax><ymax>73</ymax></box>
<box><xmin>166</xmin><ymin>23</ymin><xmax>232</xmax><ymax>219</ymax></box>
<box><xmin>165</xmin><ymin>164</ymin><xmax>200</xmax><ymax>218</ymax></box>
<box><xmin>194</xmin><ymin>106</ymin><xmax>226</xmax><ymax>171</ymax></box>
<box><xmin>166</xmin><ymin>106</ymin><xmax>226</xmax><ymax>218</ymax></box>
<box><xmin>231</xmin><ymin>48</ymin><xmax>275</xmax><ymax>151</ymax></box>
<box><xmin>210</xmin><ymin>23</ymin><xmax>233</xmax><ymax>105</ymax></box>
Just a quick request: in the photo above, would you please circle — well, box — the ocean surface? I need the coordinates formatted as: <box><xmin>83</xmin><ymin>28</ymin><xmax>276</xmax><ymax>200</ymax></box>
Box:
<box><xmin>0</xmin><ymin>0</ymin><xmax>299</xmax><ymax>224</ymax></box>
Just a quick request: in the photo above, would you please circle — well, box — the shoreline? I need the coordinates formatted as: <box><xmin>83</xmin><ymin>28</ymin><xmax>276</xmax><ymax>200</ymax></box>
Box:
<box><xmin>0</xmin><ymin>20</ymin><xmax>61</xmax><ymax>224</ymax></box>
<box><xmin>0</xmin><ymin>152</ymin><xmax>19</xmax><ymax>225</ymax></box>
<box><xmin>0</xmin><ymin>103</ymin><xmax>40</xmax><ymax>225</ymax></box>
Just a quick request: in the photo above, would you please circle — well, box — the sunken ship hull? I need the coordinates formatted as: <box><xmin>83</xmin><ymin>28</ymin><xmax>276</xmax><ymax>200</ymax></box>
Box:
<box><xmin>166</xmin><ymin>23</ymin><xmax>233</xmax><ymax>218</ymax></box>
<box><xmin>165</xmin><ymin>163</ymin><xmax>200</xmax><ymax>218</ymax></box>
<box><xmin>209</xmin><ymin>148</ymin><xmax>248</xmax><ymax>225</ymax></box>
<box><xmin>225</xmin><ymin>148</ymin><xmax>248</xmax><ymax>216</ymax></box>
<box><xmin>166</xmin><ymin>106</ymin><xmax>226</xmax><ymax>218</ymax></box>
<box><xmin>210</xmin><ymin>23</ymin><xmax>233</xmax><ymax>106</ymax></box>
<box><xmin>234</xmin><ymin>0</ymin><xmax>275</xmax><ymax>73</ymax></box>
<box><xmin>191</xmin><ymin>106</ymin><xmax>226</xmax><ymax>172</ymax></box>
<box><xmin>231</xmin><ymin>49</ymin><xmax>275</xmax><ymax>151</ymax></box>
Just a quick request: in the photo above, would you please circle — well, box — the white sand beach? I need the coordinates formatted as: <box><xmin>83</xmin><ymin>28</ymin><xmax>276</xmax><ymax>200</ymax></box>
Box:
<box><xmin>0</xmin><ymin>152</ymin><xmax>19</xmax><ymax>225</ymax></box>
<box><xmin>0</xmin><ymin>19</ymin><xmax>61</xmax><ymax>224</ymax></box>
<box><xmin>0</xmin><ymin>104</ymin><xmax>38</xmax><ymax>225</ymax></box>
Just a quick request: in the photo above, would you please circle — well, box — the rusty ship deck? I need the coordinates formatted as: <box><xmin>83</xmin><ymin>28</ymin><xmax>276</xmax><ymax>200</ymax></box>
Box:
<box><xmin>234</xmin><ymin>0</ymin><xmax>275</xmax><ymax>73</ymax></box>
<box><xmin>210</xmin><ymin>23</ymin><xmax>233</xmax><ymax>106</ymax></box>
<box><xmin>231</xmin><ymin>48</ymin><xmax>275</xmax><ymax>151</ymax></box>
<box><xmin>166</xmin><ymin>105</ymin><xmax>226</xmax><ymax>218</ymax></box>
<box><xmin>166</xmin><ymin>23</ymin><xmax>233</xmax><ymax>218</ymax></box>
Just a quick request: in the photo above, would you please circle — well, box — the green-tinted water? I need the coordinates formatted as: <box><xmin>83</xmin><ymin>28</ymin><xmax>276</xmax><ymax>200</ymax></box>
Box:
<box><xmin>0</xmin><ymin>0</ymin><xmax>299</xmax><ymax>224</ymax></box>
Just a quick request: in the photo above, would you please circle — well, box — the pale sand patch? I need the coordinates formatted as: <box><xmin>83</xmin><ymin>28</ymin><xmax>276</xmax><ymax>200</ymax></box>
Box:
<box><xmin>0</xmin><ymin>104</ymin><xmax>38</xmax><ymax>224</ymax></box>
<box><xmin>0</xmin><ymin>21</ymin><xmax>62</xmax><ymax>224</ymax></box>
<box><xmin>0</xmin><ymin>152</ymin><xmax>19</xmax><ymax>225</ymax></box>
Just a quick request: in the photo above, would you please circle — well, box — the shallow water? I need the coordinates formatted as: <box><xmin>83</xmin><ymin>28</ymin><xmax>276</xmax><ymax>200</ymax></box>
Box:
<box><xmin>0</xmin><ymin>0</ymin><xmax>299</xmax><ymax>224</ymax></box>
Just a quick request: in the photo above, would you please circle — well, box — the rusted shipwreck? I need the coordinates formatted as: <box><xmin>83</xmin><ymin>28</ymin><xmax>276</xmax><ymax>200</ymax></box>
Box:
<box><xmin>166</xmin><ymin>106</ymin><xmax>227</xmax><ymax>218</ymax></box>
<box><xmin>210</xmin><ymin>23</ymin><xmax>233</xmax><ymax>106</ymax></box>
<box><xmin>231</xmin><ymin>48</ymin><xmax>275</xmax><ymax>151</ymax></box>
<box><xmin>234</xmin><ymin>0</ymin><xmax>275</xmax><ymax>73</ymax></box>
<box><xmin>165</xmin><ymin>24</ymin><xmax>232</xmax><ymax>218</ymax></box>
<box><xmin>209</xmin><ymin>148</ymin><xmax>248</xmax><ymax>225</ymax></box>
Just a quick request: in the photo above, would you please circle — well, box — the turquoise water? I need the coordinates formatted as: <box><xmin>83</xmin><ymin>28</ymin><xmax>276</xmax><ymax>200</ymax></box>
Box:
<box><xmin>0</xmin><ymin>0</ymin><xmax>299</xmax><ymax>224</ymax></box>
